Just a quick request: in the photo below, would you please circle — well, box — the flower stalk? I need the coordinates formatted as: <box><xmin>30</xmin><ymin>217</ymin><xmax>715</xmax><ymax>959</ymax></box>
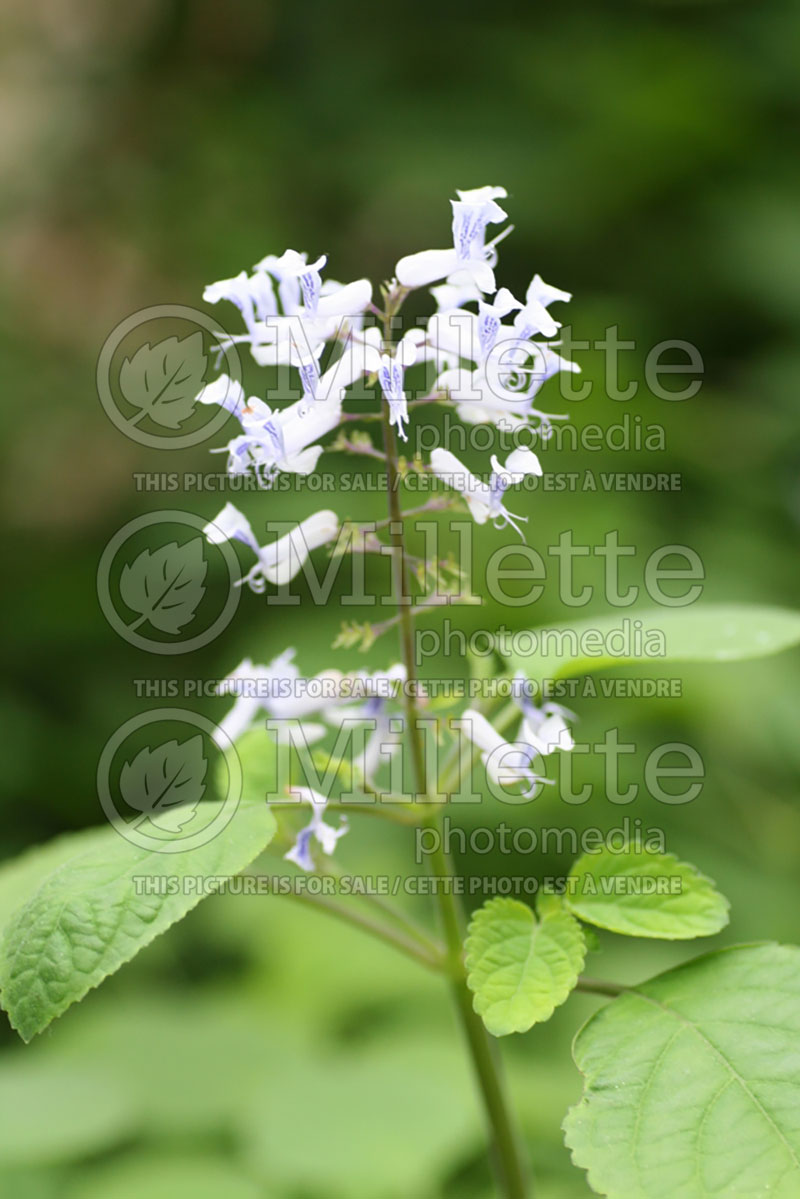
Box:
<box><xmin>379</xmin><ymin>325</ymin><xmax>530</xmax><ymax>1196</ymax></box>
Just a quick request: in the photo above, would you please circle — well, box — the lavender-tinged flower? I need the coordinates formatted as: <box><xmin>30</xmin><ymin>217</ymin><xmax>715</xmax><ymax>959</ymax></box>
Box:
<box><xmin>513</xmin><ymin>676</ymin><xmax>576</xmax><ymax>754</ymax></box>
<box><xmin>213</xmin><ymin>650</ymin><xmax>301</xmax><ymax>746</ymax></box>
<box><xmin>204</xmin><ymin>502</ymin><xmax>339</xmax><ymax>591</ymax></box>
<box><xmin>477</xmin><ymin>288</ymin><xmax>522</xmax><ymax>363</ymax></box>
<box><xmin>460</xmin><ymin>709</ymin><xmax>550</xmax><ymax>796</ymax></box>
<box><xmin>208</xmin><ymin>341</ymin><xmax>375</xmax><ymax>484</ymax></box>
<box><xmin>206</xmin><ymin>252</ymin><xmax>372</xmax><ymax>371</ymax></box>
<box><xmin>435</xmin><ymin>368</ymin><xmax>538</xmax><ymax>431</ymax></box>
<box><xmin>213</xmin><ymin>651</ymin><xmax>345</xmax><ymax>747</ymax></box>
<box><xmin>513</xmin><ymin>273</ymin><xmax>571</xmax><ymax>342</ymax></box>
<box><xmin>323</xmin><ymin>664</ymin><xmax>407</xmax><ymax>780</ymax></box>
<box><xmin>511</xmin><ymin>277</ymin><xmax>568</xmax><ymax>343</ymax></box>
<box><xmin>194</xmin><ymin>373</ymin><xmax>246</xmax><ymax>417</ymax></box>
<box><xmin>378</xmin><ymin>336</ymin><xmax>417</xmax><ymax>442</ymax></box>
<box><xmin>203</xmin><ymin>272</ymin><xmax>262</xmax><ymax>340</ymax></box>
<box><xmin>430</xmin><ymin>278</ymin><xmax>483</xmax><ymax>312</ymax></box>
<box><xmin>430</xmin><ymin>447</ymin><xmax>542</xmax><ymax>538</ymax></box>
<box><xmin>396</xmin><ymin>186</ymin><xmax>509</xmax><ymax>294</ymax></box>
<box><xmin>203</xmin><ymin>367</ymin><xmax>350</xmax><ymax>482</ymax></box>
<box><xmin>284</xmin><ymin>787</ymin><xmax>348</xmax><ymax>872</ymax></box>
<box><xmin>224</xmin><ymin>398</ymin><xmax>342</xmax><ymax>481</ymax></box>
<box><xmin>269</xmin><ymin>249</ymin><xmax>327</xmax><ymax>316</ymax></box>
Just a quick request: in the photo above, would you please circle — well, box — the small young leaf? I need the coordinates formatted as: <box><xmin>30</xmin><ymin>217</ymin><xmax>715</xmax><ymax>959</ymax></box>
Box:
<box><xmin>120</xmin><ymin>736</ymin><xmax>207</xmax><ymax>830</ymax></box>
<box><xmin>465</xmin><ymin>897</ymin><xmax>586</xmax><ymax>1036</ymax></box>
<box><xmin>119</xmin><ymin>540</ymin><xmax>207</xmax><ymax>634</ymax></box>
<box><xmin>566</xmin><ymin>844</ymin><xmax>729</xmax><ymax>940</ymax></box>
<box><xmin>119</xmin><ymin>332</ymin><xmax>207</xmax><ymax>429</ymax></box>
<box><xmin>564</xmin><ymin>943</ymin><xmax>800</xmax><ymax>1199</ymax></box>
<box><xmin>0</xmin><ymin>797</ymin><xmax>276</xmax><ymax>1041</ymax></box>
<box><xmin>506</xmin><ymin>604</ymin><xmax>800</xmax><ymax>685</ymax></box>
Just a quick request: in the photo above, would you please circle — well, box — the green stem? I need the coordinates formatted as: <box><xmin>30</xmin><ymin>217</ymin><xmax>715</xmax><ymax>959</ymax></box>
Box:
<box><xmin>380</xmin><ymin>378</ymin><xmax>427</xmax><ymax>799</ymax></box>
<box><xmin>576</xmin><ymin>975</ymin><xmax>627</xmax><ymax>998</ymax></box>
<box><xmin>378</xmin><ymin>303</ymin><xmax>530</xmax><ymax>1195</ymax></box>
<box><xmin>281</xmin><ymin>889</ymin><xmax>444</xmax><ymax>972</ymax></box>
<box><xmin>426</xmin><ymin>829</ymin><xmax>530</xmax><ymax>1199</ymax></box>
<box><xmin>271</xmin><ymin>798</ymin><xmax>419</xmax><ymax>826</ymax></box>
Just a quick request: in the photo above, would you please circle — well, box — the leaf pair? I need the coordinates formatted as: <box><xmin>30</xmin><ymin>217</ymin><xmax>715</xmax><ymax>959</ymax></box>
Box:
<box><xmin>466</xmin><ymin>844</ymin><xmax>730</xmax><ymax>1038</ymax></box>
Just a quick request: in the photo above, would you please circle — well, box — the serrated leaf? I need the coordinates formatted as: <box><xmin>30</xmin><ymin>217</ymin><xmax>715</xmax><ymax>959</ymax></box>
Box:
<box><xmin>119</xmin><ymin>736</ymin><xmax>207</xmax><ymax>831</ymax></box>
<box><xmin>566</xmin><ymin>844</ymin><xmax>729</xmax><ymax>940</ymax></box>
<box><xmin>564</xmin><ymin>943</ymin><xmax>800</xmax><ymax>1198</ymax></box>
<box><xmin>0</xmin><ymin>795</ymin><xmax>276</xmax><ymax>1041</ymax></box>
<box><xmin>505</xmin><ymin>604</ymin><xmax>800</xmax><ymax>685</ymax></box>
<box><xmin>465</xmin><ymin>897</ymin><xmax>586</xmax><ymax>1036</ymax></box>
<box><xmin>119</xmin><ymin>539</ymin><xmax>207</xmax><ymax>634</ymax></box>
<box><xmin>119</xmin><ymin>333</ymin><xmax>207</xmax><ymax>429</ymax></box>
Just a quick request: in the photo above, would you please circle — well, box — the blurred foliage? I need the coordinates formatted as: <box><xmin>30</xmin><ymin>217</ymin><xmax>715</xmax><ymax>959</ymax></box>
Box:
<box><xmin>0</xmin><ymin>0</ymin><xmax>798</xmax><ymax>1194</ymax></box>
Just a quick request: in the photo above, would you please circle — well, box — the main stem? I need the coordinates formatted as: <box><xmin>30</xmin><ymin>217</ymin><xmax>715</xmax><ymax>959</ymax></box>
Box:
<box><xmin>380</xmin><ymin>381</ymin><xmax>530</xmax><ymax>1199</ymax></box>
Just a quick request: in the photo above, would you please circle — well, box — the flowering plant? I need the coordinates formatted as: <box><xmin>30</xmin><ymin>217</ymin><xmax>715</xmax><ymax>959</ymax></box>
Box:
<box><xmin>2</xmin><ymin>186</ymin><xmax>800</xmax><ymax>1198</ymax></box>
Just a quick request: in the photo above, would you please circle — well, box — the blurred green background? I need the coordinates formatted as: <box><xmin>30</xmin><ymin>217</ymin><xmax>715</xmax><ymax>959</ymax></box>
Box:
<box><xmin>1</xmin><ymin>0</ymin><xmax>799</xmax><ymax>1195</ymax></box>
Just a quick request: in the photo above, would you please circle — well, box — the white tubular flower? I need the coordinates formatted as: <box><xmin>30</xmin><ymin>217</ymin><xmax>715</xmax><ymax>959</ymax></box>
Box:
<box><xmin>209</xmin><ymin>388</ymin><xmax>343</xmax><ymax>483</ymax></box>
<box><xmin>316</xmin><ymin>277</ymin><xmax>373</xmax><ymax>321</ymax></box>
<box><xmin>203</xmin><ymin>271</ymin><xmax>261</xmax><ymax>339</ymax></box>
<box><xmin>194</xmin><ymin>373</ymin><xmax>246</xmax><ymax>417</ymax></box>
<box><xmin>437</xmin><ymin>368</ymin><xmax>533</xmax><ymax>431</ymax></box>
<box><xmin>512</xmin><ymin>272</ymin><xmax>572</xmax><ymax>342</ymax></box>
<box><xmin>322</xmin><ymin>664</ymin><xmax>407</xmax><ymax>781</ymax></box>
<box><xmin>528</xmin><ymin>344</ymin><xmax>582</xmax><ymax>392</ymax></box>
<box><xmin>258</xmin><ymin>510</ymin><xmax>339</xmax><ymax>588</ymax></box>
<box><xmin>422</xmin><ymin>294</ymin><xmax>525</xmax><ymax>386</ymax></box>
<box><xmin>203</xmin><ymin>501</ymin><xmax>262</xmax><ymax>561</ymax></box>
<box><xmin>284</xmin><ymin>787</ymin><xmax>348</xmax><ymax>872</ymax></box>
<box><xmin>396</xmin><ymin>185</ymin><xmax>508</xmax><ymax>293</ymax></box>
<box><xmin>269</xmin><ymin>249</ymin><xmax>328</xmax><ymax>316</ymax></box>
<box><xmin>477</xmin><ymin>287</ymin><xmax>522</xmax><ymax>363</ymax></box>
<box><xmin>213</xmin><ymin>650</ymin><xmax>299</xmax><ymax>746</ymax></box>
<box><xmin>252</xmin><ymin>251</ymin><xmax>303</xmax><ymax>313</ymax></box>
<box><xmin>513</xmin><ymin>676</ymin><xmax>576</xmax><ymax>754</ymax></box>
<box><xmin>202</xmin><ymin>271</ymin><xmax>280</xmax><ymax>349</ymax></box>
<box><xmin>213</xmin><ymin>651</ymin><xmax>340</xmax><ymax>747</ymax></box>
<box><xmin>204</xmin><ymin>503</ymin><xmax>339</xmax><ymax>592</ymax></box>
<box><xmin>430</xmin><ymin>279</ymin><xmax>483</xmax><ymax>312</ymax></box>
<box><xmin>429</xmin><ymin>447</ymin><xmax>542</xmax><ymax>538</ymax></box>
<box><xmin>461</xmin><ymin>709</ymin><xmax>549</xmax><ymax>796</ymax></box>
<box><xmin>378</xmin><ymin>336</ymin><xmax>417</xmax><ymax>442</ymax></box>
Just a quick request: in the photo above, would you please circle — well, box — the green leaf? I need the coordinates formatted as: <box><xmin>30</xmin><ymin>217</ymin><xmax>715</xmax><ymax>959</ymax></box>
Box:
<box><xmin>505</xmin><ymin>604</ymin><xmax>800</xmax><ymax>684</ymax></box>
<box><xmin>566</xmin><ymin>844</ymin><xmax>729</xmax><ymax>940</ymax></box>
<box><xmin>120</xmin><ymin>735</ymin><xmax>207</xmax><ymax>830</ymax></box>
<box><xmin>564</xmin><ymin>943</ymin><xmax>800</xmax><ymax>1199</ymax></box>
<box><xmin>0</xmin><ymin>796</ymin><xmax>276</xmax><ymax>1041</ymax></box>
<box><xmin>465</xmin><ymin>898</ymin><xmax>586</xmax><ymax>1036</ymax></box>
